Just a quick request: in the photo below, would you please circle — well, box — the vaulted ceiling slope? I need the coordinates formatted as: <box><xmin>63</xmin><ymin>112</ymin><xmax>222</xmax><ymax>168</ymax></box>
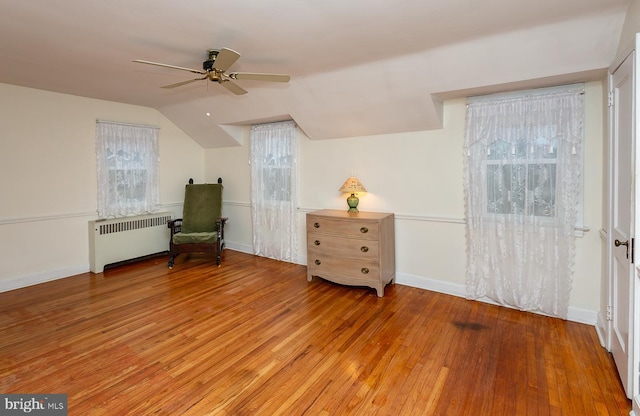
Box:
<box><xmin>0</xmin><ymin>0</ymin><xmax>630</xmax><ymax>148</ymax></box>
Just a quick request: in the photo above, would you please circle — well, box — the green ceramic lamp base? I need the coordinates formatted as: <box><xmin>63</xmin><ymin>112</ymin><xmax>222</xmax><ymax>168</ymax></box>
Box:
<box><xmin>346</xmin><ymin>193</ymin><xmax>359</xmax><ymax>213</ymax></box>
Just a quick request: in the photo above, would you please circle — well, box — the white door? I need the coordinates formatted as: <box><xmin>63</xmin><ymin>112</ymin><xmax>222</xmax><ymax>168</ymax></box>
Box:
<box><xmin>610</xmin><ymin>49</ymin><xmax>635</xmax><ymax>399</ymax></box>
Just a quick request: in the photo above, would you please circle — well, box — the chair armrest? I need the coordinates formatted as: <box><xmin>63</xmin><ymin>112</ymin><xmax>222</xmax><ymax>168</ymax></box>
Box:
<box><xmin>168</xmin><ymin>218</ymin><xmax>183</xmax><ymax>235</ymax></box>
<box><xmin>216</xmin><ymin>217</ymin><xmax>229</xmax><ymax>239</ymax></box>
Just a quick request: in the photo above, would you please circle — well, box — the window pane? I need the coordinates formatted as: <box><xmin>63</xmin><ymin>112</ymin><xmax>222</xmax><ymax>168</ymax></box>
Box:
<box><xmin>109</xmin><ymin>169</ymin><xmax>147</xmax><ymax>204</ymax></box>
<box><xmin>263</xmin><ymin>167</ymin><xmax>291</xmax><ymax>201</ymax></box>
<box><xmin>527</xmin><ymin>163</ymin><xmax>556</xmax><ymax>217</ymax></box>
<box><xmin>487</xmin><ymin>163</ymin><xmax>557</xmax><ymax>218</ymax></box>
<box><xmin>529</xmin><ymin>132</ymin><xmax>557</xmax><ymax>159</ymax></box>
<box><xmin>487</xmin><ymin>164</ymin><xmax>526</xmax><ymax>215</ymax></box>
<box><xmin>487</xmin><ymin>139</ymin><xmax>528</xmax><ymax>160</ymax></box>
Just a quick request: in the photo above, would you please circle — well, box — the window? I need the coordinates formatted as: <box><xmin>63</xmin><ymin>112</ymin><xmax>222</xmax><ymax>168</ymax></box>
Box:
<box><xmin>249</xmin><ymin>121</ymin><xmax>298</xmax><ymax>262</ymax></box>
<box><xmin>464</xmin><ymin>84</ymin><xmax>584</xmax><ymax>319</ymax></box>
<box><xmin>466</xmin><ymin>86</ymin><xmax>584</xmax><ymax>226</ymax></box>
<box><xmin>95</xmin><ymin>120</ymin><xmax>159</xmax><ymax>218</ymax></box>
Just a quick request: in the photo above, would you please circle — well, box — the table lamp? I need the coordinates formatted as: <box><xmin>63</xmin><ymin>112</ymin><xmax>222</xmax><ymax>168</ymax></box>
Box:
<box><xmin>339</xmin><ymin>177</ymin><xmax>367</xmax><ymax>213</ymax></box>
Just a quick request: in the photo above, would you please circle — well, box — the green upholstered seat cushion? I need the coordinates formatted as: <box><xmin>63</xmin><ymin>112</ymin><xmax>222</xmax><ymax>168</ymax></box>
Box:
<box><xmin>172</xmin><ymin>231</ymin><xmax>218</xmax><ymax>245</ymax></box>
<box><xmin>180</xmin><ymin>183</ymin><xmax>223</xmax><ymax>233</ymax></box>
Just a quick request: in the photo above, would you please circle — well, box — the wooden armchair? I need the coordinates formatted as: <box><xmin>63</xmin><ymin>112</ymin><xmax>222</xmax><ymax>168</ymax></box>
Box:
<box><xmin>167</xmin><ymin>178</ymin><xmax>228</xmax><ymax>268</ymax></box>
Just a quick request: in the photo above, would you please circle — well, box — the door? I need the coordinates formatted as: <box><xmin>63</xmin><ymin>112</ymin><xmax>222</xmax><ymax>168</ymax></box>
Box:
<box><xmin>610</xmin><ymin>49</ymin><xmax>635</xmax><ymax>399</ymax></box>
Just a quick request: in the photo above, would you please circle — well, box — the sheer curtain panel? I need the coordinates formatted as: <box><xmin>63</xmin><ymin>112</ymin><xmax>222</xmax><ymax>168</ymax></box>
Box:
<box><xmin>464</xmin><ymin>85</ymin><xmax>584</xmax><ymax>319</ymax></box>
<box><xmin>250</xmin><ymin>121</ymin><xmax>298</xmax><ymax>262</ymax></box>
<box><xmin>96</xmin><ymin>120</ymin><xmax>160</xmax><ymax>218</ymax></box>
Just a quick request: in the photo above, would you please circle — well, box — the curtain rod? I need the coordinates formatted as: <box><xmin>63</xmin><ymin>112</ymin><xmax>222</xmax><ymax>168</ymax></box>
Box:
<box><xmin>251</xmin><ymin>120</ymin><xmax>297</xmax><ymax>130</ymax></box>
<box><xmin>96</xmin><ymin>119</ymin><xmax>160</xmax><ymax>130</ymax></box>
<box><xmin>467</xmin><ymin>83</ymin><xmax>584</xmax><ymax>103</ymax></box>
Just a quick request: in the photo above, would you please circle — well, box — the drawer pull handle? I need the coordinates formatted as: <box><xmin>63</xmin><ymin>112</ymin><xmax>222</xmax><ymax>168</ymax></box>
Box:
<box><xmin>361</xmin><ymin>246</ymin><xmax>369</xmax><ymax>252</ymax></box>
<box><xmin>360</xmin><ymin>227</ymin><xmax>369</xmax><ymax>233</ymax></box>
<box><xmin>361</xmin><ymin>267</ymin><xmax>370</xmax><ymax>274</ymax></box>
<box><xmin>314</xmin><ymin>222</ymin><xmax>320</xmax><ymax>228</ymax></box>
<box><xmin>315</xmin><ymin>259</ymin><xmax>321</xmax><ymax>265</ymax></box>
<box><xmin>314</xmin><ymin>240</ymin><xmax>321</xmax><ymax>246</ymax></box>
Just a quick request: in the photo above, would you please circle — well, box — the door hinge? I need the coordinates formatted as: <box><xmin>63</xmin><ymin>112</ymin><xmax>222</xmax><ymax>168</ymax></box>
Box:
<box><xmin>606</xmin><ymin>305</ymin><xmax>612</xmax><ymax>321</ymax></box>
<box><xmin>608</xmin><ymin>91</ymin><xmax>614</xmax><ymax>107</ymax></box>
<box><xmin>632</xmin><ymin>237</ymin><xmax>635</xmax><ymax>264</ymax></box>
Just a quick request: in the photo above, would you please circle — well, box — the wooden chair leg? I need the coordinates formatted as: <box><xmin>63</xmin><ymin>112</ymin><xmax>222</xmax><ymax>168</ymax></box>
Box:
<box><xmin>168</xmin><ymin>253</ymin><xmax>178</xmax><ymax>269</ymax></box>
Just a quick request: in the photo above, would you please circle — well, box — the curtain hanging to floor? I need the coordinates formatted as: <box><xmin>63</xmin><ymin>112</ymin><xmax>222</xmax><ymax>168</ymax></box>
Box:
<box><xmin>464</xmin><ymin>85</ymin><xmax>584</xmax><ymax>319</ymax></box>
<box><xmin>250</xmin><ymin>121</ymin><xmax>298</xmax><ymax>262</ymax></box>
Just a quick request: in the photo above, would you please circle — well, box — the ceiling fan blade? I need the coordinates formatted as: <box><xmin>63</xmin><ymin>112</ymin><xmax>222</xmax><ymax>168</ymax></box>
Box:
<box><xmin>228</xmin><ymin>72</ymin><xmax>290</xmax><ymax>83</ymax></box>
<box><xmin>133</xmin><ymin>59</ymin><xmax>206</xmax><ymax>75</ymax></box>
<box><xmin>161</xmin><ymin>76</ymin><xmax>207</xmax><ymax>89</ymax></box>
<box><xmin>219</xmin><ymin>79</ymin><xmax>248</xmax><ymax>95</ymax></box>
<box><xmin>213</xmin><ymin>48</ymin><xmax>241</xmax><ymax>72</ymax></box>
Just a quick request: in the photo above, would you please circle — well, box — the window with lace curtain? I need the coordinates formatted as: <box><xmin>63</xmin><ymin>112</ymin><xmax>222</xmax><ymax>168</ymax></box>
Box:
<box><xmin>464</xmin><ymin>84</ymin><xmax>584</xmax><ymax>319</ymax></box>
<box><xmin>250</xmin><ymin>121</ymin><xmax>298</xmax><ymax>262</ymax></box>
<box><xmin>95</xmin><ymin>120</ymin><xmax>160</xmax><ymax>218</ymax></box>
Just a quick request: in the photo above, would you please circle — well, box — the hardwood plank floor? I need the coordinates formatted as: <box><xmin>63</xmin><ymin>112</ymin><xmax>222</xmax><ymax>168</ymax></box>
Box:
<box><xmin>0</xmin><ymin>250</ymin><xmax>631</xmax><ymax>415</ymax></box>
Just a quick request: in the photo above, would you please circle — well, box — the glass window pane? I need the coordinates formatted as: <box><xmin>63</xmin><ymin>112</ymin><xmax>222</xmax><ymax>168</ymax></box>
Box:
<box><xmin>263</xmin><ymin>167</ymin><xmax>291</xmax><ymax>201</ymax></box>
<box><xmin>487</xmin><ymin>164</ymin><xmax>526</xmax><ymax>215</ymax></box>
<box><xmin>527</xmin><ymin>163</ymin><xmax>556</xmax><ymax>217</ymax></box>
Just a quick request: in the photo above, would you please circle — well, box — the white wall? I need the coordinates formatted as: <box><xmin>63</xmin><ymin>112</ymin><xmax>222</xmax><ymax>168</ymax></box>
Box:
<box><xmin>617</xmin><ymin>0</ymin><xmax>640</xmax><ymax>59</ymax></box>
<box><xmin>0</xmin><ymin>83</ymin><xmax>204</xmax><ymax>291</ymax></box>
<box><xmin>205</xmin><ymin>81</ymin><xmax>604</xmax><ymax>323</ymax></box>
<box><xmin>204</xmin><ymin>137</ymin><xmax>253</xmax><ymax>253</ymax></box>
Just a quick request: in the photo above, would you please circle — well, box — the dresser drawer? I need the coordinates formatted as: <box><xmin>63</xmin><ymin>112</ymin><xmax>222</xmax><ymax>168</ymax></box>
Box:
<box><xmin>307</xmin><ymin>235</ymin><xmax>379</xmax><ymax>260</ymax></box>
<box><xmin>307</xmin><ymin>250</ymin><xmax>380</xmax><ymax>281</ymax></box>
<box><xmin>307</xmin><ymin>215</ymin><xmax>379</xmax><ymax>240</ymax></box>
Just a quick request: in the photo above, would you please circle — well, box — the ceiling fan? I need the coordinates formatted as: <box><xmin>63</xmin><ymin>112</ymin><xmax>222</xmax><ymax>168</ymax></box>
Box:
<box><xmin>133</xmin><ymin>47</ymin><xmax>290</xmax><ymax>95</ymax></box>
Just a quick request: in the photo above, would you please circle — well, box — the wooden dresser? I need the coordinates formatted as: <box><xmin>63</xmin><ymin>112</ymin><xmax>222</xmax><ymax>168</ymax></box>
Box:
<box><xmin>306</xmin><ymin>209</ymin><xmax>396</xmax><ymax>297</ymax></box>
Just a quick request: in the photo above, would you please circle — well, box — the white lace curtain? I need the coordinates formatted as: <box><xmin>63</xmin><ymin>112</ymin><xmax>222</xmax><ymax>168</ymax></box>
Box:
<box><xmin>464</xmin><ymin>85</ymin><xmax>584</xmax><ymax>319</ymax></box>
<box><xmin>250</xmin><ymin>121</ymin><xmax>298</xmax><ymax>262</ymax></box>
<box><xmin>96</xmin><ymin>120</ymin><xmax>160</xmax><ymax>218</ymax></box>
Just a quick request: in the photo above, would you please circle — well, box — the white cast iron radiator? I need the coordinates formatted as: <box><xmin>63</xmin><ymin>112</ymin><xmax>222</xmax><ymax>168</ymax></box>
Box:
<box><xmin>89</xmin><ymin>212</ymin><xmax>173</xmax><ymax>273</ymax></box>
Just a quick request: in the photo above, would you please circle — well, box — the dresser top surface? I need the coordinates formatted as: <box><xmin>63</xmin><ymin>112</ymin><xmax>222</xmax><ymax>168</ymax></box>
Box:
<box><xmin>307</xmin><ymin>209</ymin><xmax>393</xmax><ymax>220</ymax></box>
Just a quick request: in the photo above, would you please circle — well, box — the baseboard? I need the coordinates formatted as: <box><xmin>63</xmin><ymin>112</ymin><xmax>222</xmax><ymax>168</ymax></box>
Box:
<box><xmin>0</xmin><ymin>240</ymin><xmax>252</xmax><ymax>294</ymax></box>
<box><xmin>230</xmin><ymin>243</ymin><xmax>311</xmax><ymax>265</ymax></box>
<box><xmin>225</xmin><ymin>241</ymin><xmax>253</xmax><ymax>255</ymax></box>
<box><xmin>595</xmin><ymin>311</ymin><xmax>609</xmax><ymax>349</ymax></box>
<box><xmin>0</xmin><ymin>264</ymin><xmax>89</xmax><ymax>294</ymax></box>
<box><xmin>566</xmin><ymin>306</ymin><xmax>598</xmax><ymax>326</ymax></box>
<box><xmin>396</xmin><ymin>271</ymin><xmax>466</xmax><ymax>298</ymax></box>
<box><xmin>395</xmin><ymin>271</ymin><xmax>598</xmax><ymax>325</ymax></box>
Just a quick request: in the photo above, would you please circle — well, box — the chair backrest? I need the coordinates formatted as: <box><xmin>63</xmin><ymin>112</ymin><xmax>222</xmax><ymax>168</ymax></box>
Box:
<box><xmin>181</xmin><ymin>183</ymin><xmax>223</xmax><ymax>233</ymax></box>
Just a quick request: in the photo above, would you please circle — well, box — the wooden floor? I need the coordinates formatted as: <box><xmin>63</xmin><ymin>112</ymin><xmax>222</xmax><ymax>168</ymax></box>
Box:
<box><xmin>0</xmin><ymin>250</ymin><xmax>631</xmax><ymax>415</ymax></box>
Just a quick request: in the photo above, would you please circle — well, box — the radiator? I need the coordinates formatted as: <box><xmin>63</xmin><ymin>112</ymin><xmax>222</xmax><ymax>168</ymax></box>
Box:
<box><xmin>89</xmin><ymin>212</ymin><xmax>173</xmax><ymax>273</ymax></box>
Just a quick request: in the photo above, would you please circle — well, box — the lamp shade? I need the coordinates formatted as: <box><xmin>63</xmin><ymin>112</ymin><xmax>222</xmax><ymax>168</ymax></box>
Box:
<box><xmin>339</xmin><ymin>177</ymin><xmax>367</xmax><ymax>194</ymax></box>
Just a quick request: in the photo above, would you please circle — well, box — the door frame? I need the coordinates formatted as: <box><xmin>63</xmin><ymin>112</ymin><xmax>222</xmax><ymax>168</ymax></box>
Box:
<box><xmin>607</xmin><ymin>33</ymin><xmax>640</xmax><ymax>412</ymax></box>
<box><xmin>609</xmin><ymin>46</ymin><xmax>636</xmax><ymax>400</ymax></box>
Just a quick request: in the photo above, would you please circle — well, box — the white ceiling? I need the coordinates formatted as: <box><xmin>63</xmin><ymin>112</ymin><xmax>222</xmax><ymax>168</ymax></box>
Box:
<box><xmin>0</xmin><ymin>0</ymin><xmax>630</xmax><ymax>147</ymax></box>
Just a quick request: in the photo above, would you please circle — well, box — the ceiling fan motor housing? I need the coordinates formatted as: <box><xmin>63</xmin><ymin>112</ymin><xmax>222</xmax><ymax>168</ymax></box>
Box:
<box><xmin>203</xmin><ymin>49</ymin><xmax>219</xmax><ymax>71</ymax></box>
